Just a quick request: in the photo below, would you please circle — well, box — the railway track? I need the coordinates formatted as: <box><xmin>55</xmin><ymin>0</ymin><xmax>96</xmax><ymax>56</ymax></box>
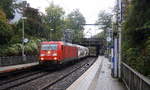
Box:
<box><xmin>0</xmin><ymin>66</ymin><xmax>55</xmax><ymax>90</ymax></box>
<box><xmin>44</xmin><ymin>57</ymin><xmax>96</xmax><ymax>90</ymax></box>
<box><xmin>0</xmin><ymin>57</ymin><xmax>97</xmax><ymax>90</ymax></box>
<box><xmin>40</xmin><ymin>58</ymin><xmax>96</xmax><ymax>90</ymax></box>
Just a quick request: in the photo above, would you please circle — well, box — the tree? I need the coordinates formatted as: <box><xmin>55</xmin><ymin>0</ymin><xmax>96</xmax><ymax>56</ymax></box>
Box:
<box><xmin>0</xmin><ymin>9</ymin><xmax>13</xmax><ymax>45</ymax></box>
<box><xmin>96</xmin><ymin>11</ymin><xmax>112</xmax><ymax>56</ymax></box>
<box><xmin>66</xmin><ymin>9</ymin><xmax>85</xmax><ymax>30</ymax></box>
<box><xmin>96</xmin><ymin>10</ymin><xmax>112</xmax><ymax>41</ymax></box>
<box><xmin>65</xmin><ymin>9</ymin><xmax>86</xmax><ymax>42</ymax></box>
<box><xmin>122</xmin><ymin>0</ymin><xmax>150</xmax><ymax>75</ymax></box>
<box><xmin>93</xmin><ymin>31</ymin><xmax>105</xmax><ymax>39</ymax></box>
<box><xmin>45</xmin><ymin>3</ymin><xmax>65</xmax><ymax>40</ymax></box>
<box><xmin>0</xmin><ymin>0</ymin><xmax>16</xmax><ymax>20</ymax></box>
<box><xmin>0</xmin><ymin>1</ymin><xmax>47</xmax><ymax>56</ymax></box>
<box><xmin>12</xmin><ymin>4</ymin><xmax>49</xmax><ymax>41</ymax></box>
<box><xmin>23</xmin><ymin>6</ymin><xmax>48</xmax><ymax>38</ymax></box>
<box><xmin>96</xmin><ymin>11</ymin><xmax>112</xmax><ymax>32</ymax></box>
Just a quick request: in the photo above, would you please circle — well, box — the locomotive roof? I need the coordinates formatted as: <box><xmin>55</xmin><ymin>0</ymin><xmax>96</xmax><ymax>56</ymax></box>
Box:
<box><xmin>41</xmin><ymin>41</ymin><xmax>64</xmax><ymax>45</ymax></box>
<box><xmin>41</xmin><ymin>41</ymin><xmax>75</xmax><ymax>46</ymax></box>
<box><xmin>41</xmin><ymin>41</ymin><xmax>88</xmax><ymax>49</ymax></box>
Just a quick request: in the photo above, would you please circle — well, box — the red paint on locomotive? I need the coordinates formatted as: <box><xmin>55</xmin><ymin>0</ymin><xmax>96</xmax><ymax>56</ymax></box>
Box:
<box><xmin>39</xmin><ymin>41</ymin><xmax>78</xmax><ymax>64</ymax></box>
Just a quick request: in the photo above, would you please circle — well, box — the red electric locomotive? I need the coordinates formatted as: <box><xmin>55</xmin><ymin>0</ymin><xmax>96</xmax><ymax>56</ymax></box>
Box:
<box><xmin>39</xmin><ymin>41</ymin><xmax>78</xmax><ymax>64</ymax></box>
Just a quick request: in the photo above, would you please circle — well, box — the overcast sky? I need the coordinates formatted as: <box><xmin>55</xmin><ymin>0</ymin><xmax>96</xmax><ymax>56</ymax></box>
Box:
<box><xmin>26</xmin><ymin>0</ymin><xmax>116</xmax><ymax>37</ymax></box>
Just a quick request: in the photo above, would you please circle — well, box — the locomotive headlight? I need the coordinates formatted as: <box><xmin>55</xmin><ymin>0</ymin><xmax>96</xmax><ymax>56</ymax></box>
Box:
<box><xmin>54</xmin><ymin>57</ymin><xmax>57</xmax><ymax>60</ymax></box>
<box><xmin>41</xmin><ymin>58</ymin><xmax>44</xmax><ymax>60</ymax></box>
<box><xmin>52</xmin><ymin>53</ymin><xmax>57</xmax><ymax>56</ymax></box>
<box><xmin>47</xmin><ymin>51</ymin><xmax>51</xmax><ymax>54</ymax></box>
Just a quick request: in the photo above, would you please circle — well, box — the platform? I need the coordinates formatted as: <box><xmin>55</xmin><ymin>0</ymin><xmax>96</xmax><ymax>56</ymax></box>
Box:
<box><xmin>67</xmin><ymin>56</ymin><xmax>126</xmax><ymax>90</ymax></box>
<box><xmin>0</xmin><ymin>62</ymin><xmax>39</xmax><ymax>73</ymax></box>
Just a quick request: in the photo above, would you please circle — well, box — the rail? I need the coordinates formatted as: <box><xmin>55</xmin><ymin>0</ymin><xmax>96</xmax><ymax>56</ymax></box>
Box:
<box><xmin>121</xmin><ymin>62</ymin><xmax>150</xmax><ymax>90</ymax></box>
<box><xmin>0</xmin><ymin>56</ymin><xmax>38</xmax><ymax>66</ymax></box>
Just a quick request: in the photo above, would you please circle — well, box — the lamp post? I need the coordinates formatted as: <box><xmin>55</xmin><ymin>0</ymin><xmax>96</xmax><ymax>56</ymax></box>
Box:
<box><xmin>50</xmin><ymin>29</ymin><xmax>54</xmax><ymax>41</ymax></box>
<box><xmin>22</xmin><ymin>17</ymin><xmax>27</xmax><ymax>61</ymax></box>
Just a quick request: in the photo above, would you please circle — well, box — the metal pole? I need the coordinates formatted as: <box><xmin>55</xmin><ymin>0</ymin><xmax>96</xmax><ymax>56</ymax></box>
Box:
<box><xmin>114</xmin><ymin>38</ymin><xmax>118</xmax><ymax>78</ymax></box>
<box><xmin>22</xmin><ymin>18</ymin><xmax>25</xmax><ymax>61</ymax></box>
<box><xmin>22</xmin><ymin>17</ymin><xmax>27</xmax><ymax>61</ymax></box>
<box><xmin>50</xmin><ymin>29</ymin><xmax>54</xmax><ymax>41</ymax></box>
<box><xmin>89</xmin><ymin>38</ymin><xmax>90</xmax><ymax>56</ymax></box>
<box><xmin>118</xmin><ymin>0</ymin><xmax>122</xmax><ymax>78</ymax></box>
<box><xmin>118</xmin><ymin>27</ymin><xmax>121</xmax><ymax>78</ymax></box>
<box><xmin>50</xmin><ymin>30</ymin><xmax>51</xmax><ymax>41</ymax></box>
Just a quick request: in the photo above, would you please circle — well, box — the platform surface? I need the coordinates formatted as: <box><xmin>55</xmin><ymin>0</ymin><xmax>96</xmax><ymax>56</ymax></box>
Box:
<box><xmin>0</xmin><ymin>62</ymin><xmax>39</xmax><ymax>73</ymax></box>
<box><xmin>67</xmin><ymin>56</ymin><xmax>126</xmax><ymax>90</ymax></box>
<box><xmin>94</xmin><ymin>57</ymin><xmax>126</xmax><ymax>90</ymax></box>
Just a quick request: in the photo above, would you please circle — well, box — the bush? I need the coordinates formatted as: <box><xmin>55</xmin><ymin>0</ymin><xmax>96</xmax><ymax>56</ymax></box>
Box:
<box><xmin>122</xmin><ymin>0</ymin><xmax>150</xmax><ymax>76</ymax></box>
<box><xmin>0</xmin><ymin>9</ymin><xmax>13</xmax><ymax>45</ymax></box>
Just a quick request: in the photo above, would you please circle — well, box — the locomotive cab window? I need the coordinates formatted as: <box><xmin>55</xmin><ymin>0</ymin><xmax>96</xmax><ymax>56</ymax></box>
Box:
<box><xmin>41</xmin><ymin>44</ymin><xmax>58</xmax><ymax>50</ymax></box>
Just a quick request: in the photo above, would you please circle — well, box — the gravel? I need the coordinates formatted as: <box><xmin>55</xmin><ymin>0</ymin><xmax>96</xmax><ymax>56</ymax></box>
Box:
<box><xmin>46</xmin><ymin>57</ymin><xmax>96</xmax><ymax>90</ymax></box>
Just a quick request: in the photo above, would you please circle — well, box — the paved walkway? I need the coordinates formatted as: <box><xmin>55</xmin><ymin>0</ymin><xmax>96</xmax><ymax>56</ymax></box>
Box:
<box><xmin>0</xmin><ymin>62</ymin><xmax>38</xmax><ymax>73</ymax></box>
<box><xmin>67</xmin><ymin>56</ymin><xmax>126</xmax><ymax>90</ymax></box>
<box><xmin>94</xmin><ymin>57</ymin><xmax>126</xmax><ymax>90</ymax></box>
<box><xmin>67</xmin><ymin>56</ymin><xmax>103</xmax><ymax>90</ymax></box>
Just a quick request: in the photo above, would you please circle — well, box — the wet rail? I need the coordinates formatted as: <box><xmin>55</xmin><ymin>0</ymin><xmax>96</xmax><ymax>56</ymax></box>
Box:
<box><xmin>41</xmin><ymin>58</ymin><xmax>96</xmax><ymax>90</ymax></box>
<box><xmin>0</xmin><ymin>66</ymin><xmax>53</xmax><ymax>90</ymax></box>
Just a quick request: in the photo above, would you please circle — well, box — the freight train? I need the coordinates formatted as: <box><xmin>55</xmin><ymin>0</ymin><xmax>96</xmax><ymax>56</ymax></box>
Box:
<box><xmin>39</xmin><ymin>41</ymin><xmax>89</xmax><ymax>65</ymax></box>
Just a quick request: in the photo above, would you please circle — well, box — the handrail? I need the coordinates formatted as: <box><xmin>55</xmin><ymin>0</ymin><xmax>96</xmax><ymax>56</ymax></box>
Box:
<box><xmin>121</xmin><ymin>62</ymin><xmax>150</xmax><ymax>90</ymax></box>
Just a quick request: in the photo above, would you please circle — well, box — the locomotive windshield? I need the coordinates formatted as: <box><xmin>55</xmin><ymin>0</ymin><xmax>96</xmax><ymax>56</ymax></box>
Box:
<box><xmin>41</xmin><ymin>44</ymin><xmax>58</xmax><ymax>50</ymax></box>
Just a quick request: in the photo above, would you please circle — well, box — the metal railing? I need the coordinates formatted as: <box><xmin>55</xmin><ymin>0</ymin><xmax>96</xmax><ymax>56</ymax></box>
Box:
<box><xmin>0</xmin><ymin>56</ymin><xmax>38</xmax><ymax>66</ymax></box>
<box><xmin>121</xmin><ymin>62</ymin><xmax>150</xmax><ymax>90</ymax></box>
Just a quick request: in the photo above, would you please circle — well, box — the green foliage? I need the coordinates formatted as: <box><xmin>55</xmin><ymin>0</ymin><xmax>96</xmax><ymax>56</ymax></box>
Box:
<box><xmin>22</xmin><ymin>6</ymin><xmax>49</xmax><ymax>39</ymax></box>
<box><xmin>9</xmin><ymin>34</ymin><xmax>22</xmax><ymax>44</ymax></box>
<box><xmin>96</xmin><ymin>11</ymin><xmax>112</xmax><ymax>32</ymax></box>
<box><xmin>95</xmin><ymin>11</ymin><xmax>112</xmax><ymax>52</ymax></box>
<box><xmin>0</xmin><ymin>1</ymin><xmax>86</xmax><ymax>57</ymax></box>
<box><xmin>24</xmin><ymin>39</ymin><xmax>39</xmax><ymax>55</ymax></box>
<box><xmin>143</xmin><ymin>37</ymin><xmax>150</xmax><ymax>75</ymax></box>
<box><xmin>122</xmin><ymin>0</ymin><xmax>150</xmax><ymax>76</ymax></box>
<box><xmin>0</xmin><ymin>0</ymin><xmax>15</xmax><ymax>19</ymax></box>
<box><xmin>0</xmin><ymin>9</ymin><xmax>13</xmax><ymax>45</ymax></box>
<box><xmin>66</xmin><ymin>9</ymin><xmax>85</xmax><ymax>30</ymax></box>
<box><xmin>6</xmin><ymin>43</ymin><xmax>22</xmax><ymax>56</ymax></box>
<box><xmin>0</xmin><ymin>38</ymin><xmax>43</xmax><ymax>56</ymax></box>
<box><xmin>45</xmin><ymin>3</ymin><xmax>65</xmax><ymax>40</ymax></box>
<box><xmin>0</xmin><ymin>3</ymin><xmax>47</xmax><ymax>56</ymax></box>
<box><xmin>93</xmin><ymin>31</ymin><xmax>105</xmax><ymax>39</ymax></box>
<box><xmin>65</xmin><ymin>9</ymin><xmax>86</xmax><ymax>42</ymax></box>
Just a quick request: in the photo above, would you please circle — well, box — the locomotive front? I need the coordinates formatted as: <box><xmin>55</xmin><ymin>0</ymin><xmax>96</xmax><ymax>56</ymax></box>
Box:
<box><xmin>39</xmin><ymin>42</ymin><xmax>62</xmax><ymax>64</ymax></box>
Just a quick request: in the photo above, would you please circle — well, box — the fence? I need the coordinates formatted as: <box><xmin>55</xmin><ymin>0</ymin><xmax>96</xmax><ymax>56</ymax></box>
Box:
<box><xmin>0</xmin><ymin>56</ymin><xmax>38</xmax><ymax>66</ymax></box>
<box><xmin>121</xmin><ymin>62</ymin><xmax>150</xmax><ymax>90</ymax></box>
